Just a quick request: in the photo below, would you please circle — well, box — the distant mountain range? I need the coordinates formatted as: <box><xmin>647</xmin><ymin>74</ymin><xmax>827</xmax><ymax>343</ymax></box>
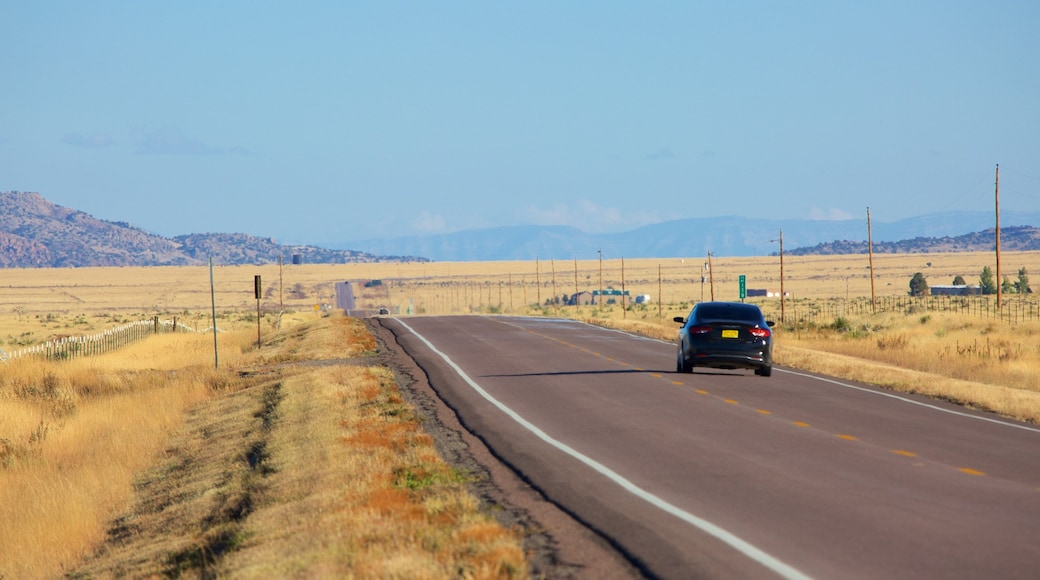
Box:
<box><xmin>3</xmin><ymin>191</ymin><xmax>1038</xmax><ymax>268</ymax></box>
<box><xmin>338</xmin><ymin>211</ymin><xmax>1040</xmax><ymax>261</ymax></box>
<box><xmin>0</xmin><ymin>191</ymin><xmax>426</xmax><ymax>268</ymax></box>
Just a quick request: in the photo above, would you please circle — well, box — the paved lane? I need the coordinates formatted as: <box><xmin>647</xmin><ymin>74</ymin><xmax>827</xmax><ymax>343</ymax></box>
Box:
<box><xmin>385</xmin><ymin>315</ymin><xmax>1040</xmax><ymax>579</ymax></box>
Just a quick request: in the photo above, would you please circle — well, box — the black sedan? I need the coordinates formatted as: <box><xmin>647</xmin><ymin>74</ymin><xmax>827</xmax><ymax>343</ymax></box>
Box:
<box><xmin>674</xmin><ymin>301</ymin><xmax>775</xmax><ymax>377</ymax></box>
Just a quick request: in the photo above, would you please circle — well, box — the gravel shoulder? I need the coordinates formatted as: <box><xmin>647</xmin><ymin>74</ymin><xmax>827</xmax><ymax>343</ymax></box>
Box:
<box><xmin>367</xmin><ymin>317</ymin><xmax>643</xmax><ymax>579</ymax></box>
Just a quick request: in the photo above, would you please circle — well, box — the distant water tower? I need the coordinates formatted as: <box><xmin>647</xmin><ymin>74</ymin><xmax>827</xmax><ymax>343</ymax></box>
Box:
<box><xmin>292</xmin><ymin>254</ymin><xmax>302</xmax><ymax>265</ymax></box>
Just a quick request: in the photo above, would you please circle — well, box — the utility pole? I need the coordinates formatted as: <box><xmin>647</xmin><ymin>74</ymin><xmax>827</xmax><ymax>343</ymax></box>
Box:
<box><xmin>996</xmin><ymin>163</ymin><xmax>1002</xmax><ymax>311</ymax></box>
<box><xmin>621</xmin><ymin>257</ymin><xmax>626</xmax><ymax>318</ymax></box>
<box><xmin>598</xmin><ymin>250</ymin><xmax>604</xmax><ymax>306</ymax></box>
<box><xmin>574</xmin><ymin>258</ymin><xmax>579</xmax><ymax>302</ymax></box>
<box><xmin>701</xmin><ymin>261</ymin><xmax>706</xmax><ymax>302</ymax></box>
<box><xmin>209</xmin><ymin>257</ymin><xmax>219</xmax><ymax>369</ymax></box>
<box><xmin>551</xmin><ymin>259</ymin><xmax>558</xmax><ymax>313</ymax></box>
<box><xmin>535</xmin><ymin>258</ymin><xmax>541</xmax><ymax>306</ymax></box>
<box><xmin>707</xmin><ymin>251</ymin><xmax>716</xmax><ymax>301</ymax></box>
<box><xmin>658</xmin><ymin>264</ymin><xmax>663</xmax><ymax>320</ymax></box>
<box><xmin>772</xmin><ymin>229</ymin><xmax>785</xmax><ymax>323</ymax></box>
<box><xmin>867</xmin><ymin>207</ymin><xmax>877</xmax><ymax>314</ymax></box>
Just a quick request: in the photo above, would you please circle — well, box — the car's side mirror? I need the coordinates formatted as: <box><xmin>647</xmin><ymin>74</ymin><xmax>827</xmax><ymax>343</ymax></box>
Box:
<box><xmin>673</xmin><ymin>316</ymin><xmax>685</xmax><ymax>324</ymax></box>
<box><xmin>766</xmin><ymin>320</ymin><xmax>776</xmax><ymax>327</ymax></box>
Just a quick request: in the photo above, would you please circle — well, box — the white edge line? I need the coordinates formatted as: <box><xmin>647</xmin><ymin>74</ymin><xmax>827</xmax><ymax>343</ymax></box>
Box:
<box><xmin>396</xmin><ymin>318</ymin><xmax>812</xmax><ymax>580</ymax></box>
<box><xmin>775</xmin><ymin>367</ymin><xmax>1040</xmax><ymax>434</ymax></box>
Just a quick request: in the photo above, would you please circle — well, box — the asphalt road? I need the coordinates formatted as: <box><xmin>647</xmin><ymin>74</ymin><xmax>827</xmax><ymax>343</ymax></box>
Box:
<box><xmin>383</xmin><ymin>315</ymin><xmax>1040</xmax><ymax>579</ymax></box>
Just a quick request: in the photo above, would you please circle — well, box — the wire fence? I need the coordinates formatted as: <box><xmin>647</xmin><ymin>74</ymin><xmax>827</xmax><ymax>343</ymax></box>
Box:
<box><xmin>758</xmin><ymin>295</ymin><xmax>1040</xmax><ymax>327</ymax></box>
<box><xmin>0</xmin><ymin>317</ymin><xmax>197</xmax><ymax>363</ymax></box>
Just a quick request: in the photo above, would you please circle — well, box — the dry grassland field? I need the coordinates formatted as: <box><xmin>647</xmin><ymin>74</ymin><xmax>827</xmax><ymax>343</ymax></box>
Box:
<box><xmin>2</xmin><ymin>250</ymin><xmax>1037</xmax><ymax>319</ymax></box>
<box><xmin>2</xmin><ymin>251</ymin><xmax>1040</xmax><ymax>576</ymax></box>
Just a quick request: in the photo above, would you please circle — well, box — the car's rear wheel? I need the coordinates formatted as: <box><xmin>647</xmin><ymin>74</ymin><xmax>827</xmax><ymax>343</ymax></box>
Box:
<box><xmin>755</xmin><ymin>364</ymin><xmax>772</xmax><ymax>377</ymax></box>
<box><xmin>676</xmin><ymin>348</ymin><xmax>692</xmax><ymax>373</ymax></box>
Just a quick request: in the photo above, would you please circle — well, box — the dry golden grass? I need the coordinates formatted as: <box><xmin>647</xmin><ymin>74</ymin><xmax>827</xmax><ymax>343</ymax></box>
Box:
<box><xmin>776</xmin><ymin>310</ymin><xmax>1040</xmax><ymax>421</ymax></box>
<box><xmin>4</xmin><ymin>251</ymin><xmax>1036</xmax><ymax>323</ymax></box>
<box><xmin>2</xmin><ymin>313</ymin><xmax>526</xmax><ymax>578</ymax></box>
<box><xmin>0</xmin><ymin>336</ymin><xmax>247</xmax><ymax>578</ymax></box>
<box><xmin>221</xmin><ymin>364</ymin><xmax>526</xmax><ymax>578</ymax></box>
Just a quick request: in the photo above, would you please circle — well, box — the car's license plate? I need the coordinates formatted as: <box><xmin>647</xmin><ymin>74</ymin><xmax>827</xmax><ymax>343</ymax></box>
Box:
<box><xmin>721</xmin><ymin>329</ymin><xmax>739</xmax><ymax>339</ymax></box>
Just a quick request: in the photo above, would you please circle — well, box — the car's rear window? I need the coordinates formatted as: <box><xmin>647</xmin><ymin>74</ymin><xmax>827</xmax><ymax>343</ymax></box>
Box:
<box><xmin>694</xmin><ymin>303</ymin><xmax>763</xmax><ymax>324</ymax></box>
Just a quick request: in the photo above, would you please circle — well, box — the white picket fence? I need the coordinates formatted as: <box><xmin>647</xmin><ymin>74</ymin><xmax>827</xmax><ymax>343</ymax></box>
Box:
<box><xmin>0</xmin><ymin>318</ymin><xmax>198</xmax><ymax>363</ymax></box>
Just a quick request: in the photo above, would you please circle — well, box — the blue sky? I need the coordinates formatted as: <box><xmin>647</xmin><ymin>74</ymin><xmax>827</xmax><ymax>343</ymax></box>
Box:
<box><xmin>3</xmin><ymin>1</ymin><xmax>1039</xmax><ymax>246</ymax></box>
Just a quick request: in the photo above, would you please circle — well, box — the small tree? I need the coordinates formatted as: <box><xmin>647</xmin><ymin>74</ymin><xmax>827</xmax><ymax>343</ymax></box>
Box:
<box><xmin>1016</xmin><ymin>267</ymin><xmax>1031</xmax><ymax>294</ymax></box>
<box><xmin>979</xmin><ymin>266</ymin><xmax>998</xmax><ymax>295</ymax></box>
<box><xmin>952</xmin><ymin>275</ymin><xmax>966</xmax><ymax>285</ymax></box>
<box><xmin>909</xmin><ymin>272</ymin><xmax>929</xmax><ymax>297</ymax></box>
<box><xmin>1002</xmin><ymin>276</ymin><xmax>1015</xmax><ymax>295</ymax></box>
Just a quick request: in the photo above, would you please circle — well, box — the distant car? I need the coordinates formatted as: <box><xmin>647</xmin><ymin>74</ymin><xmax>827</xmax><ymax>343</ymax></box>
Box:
<box><xmin>674</xmin><ymin>301</ymin><xmax>775</xmax><ymax>377</ymax></box>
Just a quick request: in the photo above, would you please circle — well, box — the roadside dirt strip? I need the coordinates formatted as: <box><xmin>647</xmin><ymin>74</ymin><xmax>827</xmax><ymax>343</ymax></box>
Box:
<box><xmin>367</xmin><ymin>318</ymin><xmax>643</xmax><ymax>579</ymax></box>
<box><xmin>377</xmin><ymin>315</ymin><xmax>1040</xmax><ymax>580</ymax></box>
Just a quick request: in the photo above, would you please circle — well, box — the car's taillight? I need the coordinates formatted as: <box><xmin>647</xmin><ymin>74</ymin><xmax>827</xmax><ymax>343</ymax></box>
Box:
<box><xmin>687</xmin><ymin>325</ymin><xmax>712</xmax><ymax>334</ymax></box>
<box><xmin>749</xmin><ymin>327</ymin><xmax>771</xmax><ymax>338</ymax></box>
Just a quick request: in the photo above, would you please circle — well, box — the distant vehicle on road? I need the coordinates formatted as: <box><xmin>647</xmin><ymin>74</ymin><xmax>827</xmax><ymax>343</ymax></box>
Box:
<box><xmin>674</xmin><ymin>302</ymin><xmax>775</xmax><ymax>376</ymax></box>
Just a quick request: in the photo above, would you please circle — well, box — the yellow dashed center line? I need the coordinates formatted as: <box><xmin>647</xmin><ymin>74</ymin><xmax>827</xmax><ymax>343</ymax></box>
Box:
<box><xmin>527</xmin><ymin>329</ymin><xmax>998</xmax><ymax>486</ymax></box>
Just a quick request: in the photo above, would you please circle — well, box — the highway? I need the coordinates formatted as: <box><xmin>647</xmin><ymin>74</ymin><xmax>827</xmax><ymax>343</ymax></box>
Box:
<box><xmin>382</xmin><ymin>315</ymin><xmax>1040</xmax><ymax>579</ymax></box>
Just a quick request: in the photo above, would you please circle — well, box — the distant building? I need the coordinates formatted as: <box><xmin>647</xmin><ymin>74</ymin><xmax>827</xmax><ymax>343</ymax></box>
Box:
<box><xmin>593</xmin><ymin>288</ymin><xmax>630</xmax><ymax>305</ymax></box>
<box><xmin>569</xmin><ymin>291</ymin><xmax>595</xmax><ymax>306</ymax></box>
<box><xmin>747</xmin><ymin>288</ymin><xmax>788</xmax><ymax>298</ymax></box>
<box><xmin>569</xmin><ymin>288</ymin><xmax>631</xmax><ymax>305</ymax></box>
<box><xmin>931</xmin><ymin>284</ymin><xmax>982</xmax><ymax>296</ymax></box>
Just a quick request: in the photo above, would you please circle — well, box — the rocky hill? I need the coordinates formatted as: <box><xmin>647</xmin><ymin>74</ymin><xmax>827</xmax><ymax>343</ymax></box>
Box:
<box><xmin>0</xmin><ymin>191</ymin><xmax>426</xmax><ymax>268</ymax></box>
<box><xmin>786</xmin><ymin>225</ymin><xmax>1040</xmax><ymax>255</ymax></box>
